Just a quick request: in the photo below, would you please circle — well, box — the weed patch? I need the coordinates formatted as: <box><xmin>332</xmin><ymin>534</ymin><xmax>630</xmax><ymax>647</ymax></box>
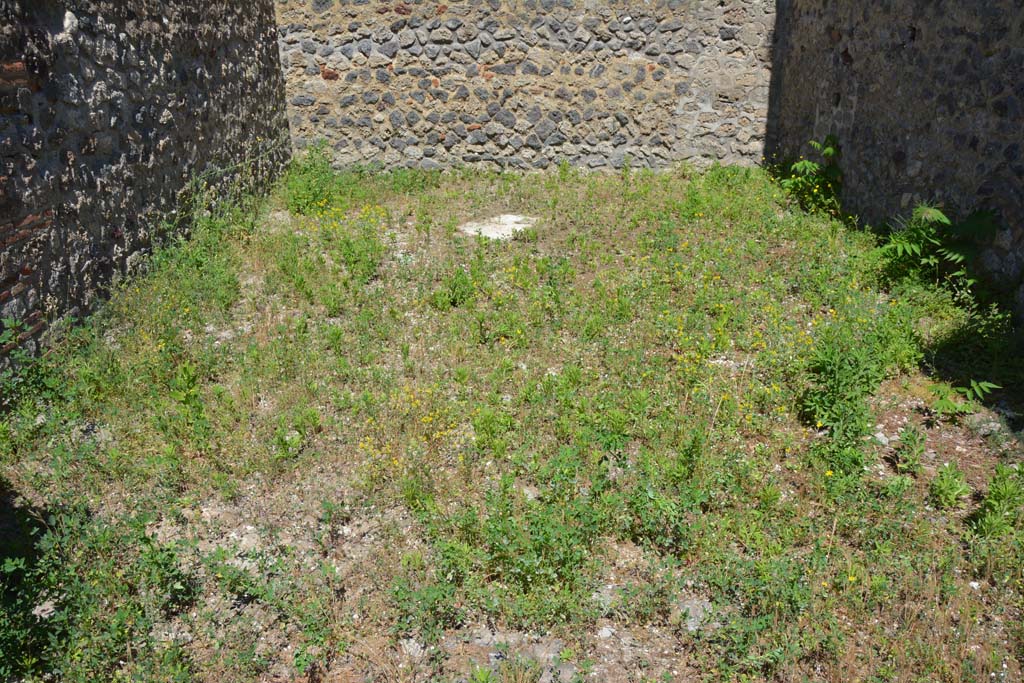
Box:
<box><xmin>0</xmin><ymin>163</ymin><xmax>1021</xmax><ymax>681</ymax></box>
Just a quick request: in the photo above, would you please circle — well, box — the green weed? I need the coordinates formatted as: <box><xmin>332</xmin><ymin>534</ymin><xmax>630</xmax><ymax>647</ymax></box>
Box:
<box><xmin>930</xmin><ymin>463</ymin><xmax>971</xmax><ymax>510</ymax></box>
<box><xmin>894</xmin><ymin>425</ymin><xmax>926</xmax><ymax>475</ymax></box>
<box><xmin>778</xmin><ymin>136</ymin><xmax>844</xmax><ymax>219</ymax></box>
<box><xmin>283</xmin><ymin>143</ymin><xmax>336</xmax><ymax>216</ymax></box>
<box><xmin>0</xmin><ymin>506</ymin><xmax>196</xmax><ymax>682</ymax></box>
<box><xmin>970</xmin><ymin>465</ymin><xmax>1024</xmax><ymax>540</ymax></box>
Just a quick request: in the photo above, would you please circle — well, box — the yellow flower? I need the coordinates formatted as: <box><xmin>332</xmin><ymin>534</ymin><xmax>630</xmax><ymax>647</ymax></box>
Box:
<box><xmin>825</xmin><ymin>470</ymin><xmax>834</xmax><ymax>477</ymax></box>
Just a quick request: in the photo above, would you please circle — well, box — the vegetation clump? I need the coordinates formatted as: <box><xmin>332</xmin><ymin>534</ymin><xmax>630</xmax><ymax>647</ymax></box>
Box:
<box><xmin>0</xmin><ymin>151</ymin><xmax>1021</xmax><ymax>682</ymax></box>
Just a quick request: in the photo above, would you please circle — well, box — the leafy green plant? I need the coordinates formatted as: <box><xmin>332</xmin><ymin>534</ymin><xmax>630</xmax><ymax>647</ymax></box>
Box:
<box><xmin>779</xmin><ymin>136</ymin><xmax>843</xmax><ymax>218</ymax></box>
<box><xmin>0</xmin><ymin>319</ymin><xmax>64</xmax><ymax>414</ymax></box>
<box><xmin>882</xmin><ymin>474</ymin><xmax>914</xmax><ymax>499</ymax></box>
<box><xmin>283</xmin><ymin>142</ymin><xmax>336</xmax><ymax>216</ymax></box>
<box><xmin>881</xmin><ymin>205</ymin><xmax>999</xmax><ymax>295</ymax></box>
<box><xmin>273</xmin><ymin>424</ymin><xmax>304</xmax><ymax>460</ymax></box>
<box><xmin>801</xmin><ymin>308</ymin><xmax>902</xmax><ymax>475</ymax></box>
<box><xmin>389</xmin><ymin>576</ymin><xmax>465</xmax><ymax>643</ymax></box>
<box><xmin>969</xmin><ymin>465</ymin><xmax>1024</xmax><ymax>540</ymax></box>
<box><xmin>894</xmin><ymin>425</ymin><xmax>926</xmax><ymax>475</ymax></box>
<box><xmin>930</xmin><ymin>463</ymin><xmax>970</xmax><ymax>509</ymax></box>
<box><xmin>496</xmin><ymin>656</ymin><xmax>543</xmax><ymax>683</ymax></box>
<box><xmin>0</xmin><ymin>317</ymin><xmax>22</xmax><ymax>359</ymax></box>
<box><xmin>431</xmin><ymin>267</ymin><xmax>476</xmax><ymax>310</ymax></box>
<box><xmin>623</xmin><ymin>448</ymin><xmax>706</xmax><ymax>552</ymax></box>
<box><xmin>801</xmin><ymin>294</ymin><xmax>920</xmax><ymax>477</ymax></box>
<box><xmin>327</xmin><ymin>217</ymin><xmax>386</xmax><ymax>285</ymax></box>
<box><xmin>803</xmin><ymin>337</ymin><xmax>882</xmax><ymax>446</ymax></box>
<box><xmin>928</xmin><ymin>380</ymin><xmax>1000</xmax><ymax>421</ymax></box>
<box><xmin>960</xmin><ymin>379</ymin><xmax>1001</xmax><ymax>404</ymax></box>
<box><xmin>478</xmin><ymin>473</ymin><xmax>605</xmax><ymax>595</ymax></box>
<box><xmin>157</xmin><ymin>361</ymin><xmax>212</xmax><ymax>450</ymax></box>
<box><xmin>0</xmin><ymin>506</ymin><xmax>197</xmax><ymax>681</ymax></box>
<box><xmin>470</xmin><ymin>665</ymin><xmax>496</xmax><ymax>683</ymax></box>
<box><xmin>928</xmin><ymin>384</ymin><xmax>972</xmax><ymax>420</ymax></box>
<box><xmin>882</xmin><ymin>205</ymin><xmax>949</xmax><ymax>266</ymax></box>
<box><xmin>273</xmin><ymin>407</ymin><xmax>321</xmax><ymax>460</ymax></box>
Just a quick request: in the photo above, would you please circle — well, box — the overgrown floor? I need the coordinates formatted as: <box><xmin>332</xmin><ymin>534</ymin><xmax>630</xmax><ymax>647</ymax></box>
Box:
<box><xmin>1</xmin><ymin>165</ymin><xmax>1023</xmax><ymax>683</ymax></box>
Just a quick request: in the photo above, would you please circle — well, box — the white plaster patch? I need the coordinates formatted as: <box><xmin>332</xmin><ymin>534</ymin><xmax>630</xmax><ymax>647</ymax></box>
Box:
<box><xmin>458</xmin><ymin>214</ymin><xmax>537</xmax><ymax>240</ymax></box>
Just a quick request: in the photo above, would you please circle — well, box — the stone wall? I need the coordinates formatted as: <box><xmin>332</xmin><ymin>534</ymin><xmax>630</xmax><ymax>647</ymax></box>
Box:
<box><xmin>278</xmin><ymin>0</ymin><xmax>1024</xmax><ymax>317</ymax></box>
<box><xmin>276</xmin><ymin>0</ymin><xmax>776</xmax><ymax>171</ymax></box>
<box><xmin>4</xmin><ymin>0</ymin><xmax>1023</xmax><ymax>354</ymax></box>
<box><xmin>0</xmin><ymin>0</ymin><xmax>290</xmax><ymax>356</ymax></box>
<box><xmin>768</xmin><ymin>0</ymin><xmax>1024</xmax><ymax>314</ymax></box>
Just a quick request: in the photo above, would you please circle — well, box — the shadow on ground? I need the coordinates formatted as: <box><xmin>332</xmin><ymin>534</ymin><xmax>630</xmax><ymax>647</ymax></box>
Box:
<box><xmin>766</xmin><ymin>2</ymin><xmax>1024</xmax><ymax>421</ymax></box>
<box><xmin>0</xmin><ymin>476</ymin><xmax>44</xmax><ymax>567</ymax></box>
<box><xmin>0</xmin><ymin>475</ymin><xmax>52</xmax><ymax>676</ymax></box>
<box><xmin>925</xmin><ymin>323</ymin><xmax>1024</xmax><ymax>434</ymax></box>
